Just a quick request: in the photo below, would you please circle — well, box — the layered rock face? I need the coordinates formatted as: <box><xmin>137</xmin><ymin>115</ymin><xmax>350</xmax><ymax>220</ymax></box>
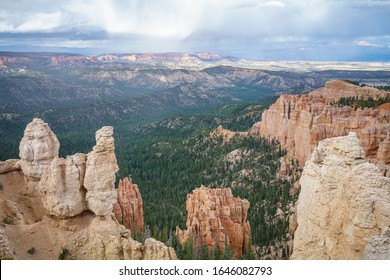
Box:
<box><xmin>113</xmin><ymin>177</ymin><xmax>144</xmax><ymax>235</ymax></box>
<box><xmin>0</xmin><ymin>119</ymin><xmax>176</xmax><ymax>260</ymax></box>
<box><xmin>177</xmin><ymin>185</ymin><xmax>251</xmax><ymax>258</ymax></box>
<box><xmin>249</xmin><ymin>80</ymin><xmax>390</xmax><ymax>173</ymax></box>
<box><xmin>291</xmin><ymin>133</ymin><xmax>390</xmax><ymax>259</ymax></box>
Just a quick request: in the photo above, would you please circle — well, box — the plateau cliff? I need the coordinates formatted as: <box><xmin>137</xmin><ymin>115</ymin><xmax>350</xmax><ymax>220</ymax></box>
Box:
<box><xmin>291</xmin><ymin>133</ymin><xmax>390</xmax><ymax>259</ymax></box>
<box><xmin>177</xmin><ymin>185</ymin><xmax>251</xmax><ymax>259</ymax></box>
<box><xmin>249</xmin><ymin>80</ymin><xmax>390</xmax><ymax>175</ymax></box>
<box><xmin>0</xmin><ymin>118</ymin><xmax>176</xmax><ymax>260</ymax></box>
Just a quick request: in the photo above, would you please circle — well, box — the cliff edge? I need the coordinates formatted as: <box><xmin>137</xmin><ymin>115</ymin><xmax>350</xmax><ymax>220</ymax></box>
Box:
<box><xmin>249</xmin><ymin>80</ymin><xmax>390</xmax><ymax>175</ymax></box>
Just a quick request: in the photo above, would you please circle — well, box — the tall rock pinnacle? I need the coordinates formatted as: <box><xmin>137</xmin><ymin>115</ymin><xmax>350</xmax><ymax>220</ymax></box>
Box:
<box><xmin>84</xmin><ymin>126</ymin><xmax>119</xmax><ymax>216</ymax></box>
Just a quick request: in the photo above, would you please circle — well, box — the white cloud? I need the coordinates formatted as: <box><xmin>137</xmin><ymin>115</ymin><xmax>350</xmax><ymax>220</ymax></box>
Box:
<box><xmin>15</xmin><ymin>12</ymin><xmax>62</xmax><ymax>32</ymax></box>
<box><xmin>258</xmin><ymin>1</ymin><xmax>285</xmax><ymax>8</ymax></box>
<box><xmin>357</xmin><ymin>40</ymin><xmax>375</xmax><ymax>47</ymax></box>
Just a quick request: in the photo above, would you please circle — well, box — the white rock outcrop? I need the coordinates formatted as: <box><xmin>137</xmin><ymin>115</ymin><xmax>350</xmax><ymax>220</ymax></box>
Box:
<box><xmin>38</xmin><ymin>126</ymin><xmax>118</xmax><ymax>218</ymax></box>
<box><xmin>0</xmin><ymin>119</ymin><xmax>177</xmax><ymax>260</ymax></box>
<box><xmin>291</xmin><ymin>132</ymin><xmax>390</xmax><ymax>259</ymax></box>
<box><xmin>18</xmin><ymin>118</ymin><xmax>60</xmax><ymax>180</ymax></box>
<box><xmin>84</xmin><ymin>126</ymin><xmax>119</xmax><ymax>216</ymax></box>
<box><xmin>39</xmin><ymin>154</ymin><xmax>88</xmax><ymax>218</ymax></box>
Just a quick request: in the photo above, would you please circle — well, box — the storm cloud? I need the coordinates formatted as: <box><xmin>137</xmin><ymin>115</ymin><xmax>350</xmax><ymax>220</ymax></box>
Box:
<box><xmin>0</xmin><ymin>0</ymin><xmax>389</xmax><ymax>60</ymax></box>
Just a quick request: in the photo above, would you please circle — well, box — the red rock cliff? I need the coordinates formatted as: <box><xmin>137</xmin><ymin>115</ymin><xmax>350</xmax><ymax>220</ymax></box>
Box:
<box><xmin>249</xmin><ymin>80</ymin><xmax>390</xmax><ymax>174</ymax></box>
<box><xmin>176</xmin><ymin>185</ymin><xmax>251</xmax><ymax>258</ymax></box>
<box><xmin>113</xmin><ymin>177</ymin><xmax>144</xmax><ymax>236</ymax></box>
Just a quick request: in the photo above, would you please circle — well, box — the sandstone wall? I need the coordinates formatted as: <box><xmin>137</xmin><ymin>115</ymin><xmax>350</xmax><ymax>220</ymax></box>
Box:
<box><xmin>249</xmin><ymin>80</ymin><xmax>390</xmax><ymax>175</ymax></box>
<box><xmin>291</xmin><ymin>133</ymin><xmax>390</xmax><ymax>259</ymax></box>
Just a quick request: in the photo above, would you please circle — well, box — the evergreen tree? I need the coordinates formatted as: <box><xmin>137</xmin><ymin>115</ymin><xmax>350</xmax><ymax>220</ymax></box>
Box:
<box><xmin>212</xmin><ymin>246</ymin><xmax>222</xmax><ymax>260</ymax></box>
<box><xmin>201</xmin><ymin>244</ymin><xmax>209</xmax><ymax>260</ymax></box>
<box><xmin>181</xmin><ymin>233</ymin><xmax>195</xmax><ymax>260</ymax></box>
<box><xmin>223</xmin><ymin>234</ymin><xmax>233</xmax><ymax>260</ymax></box>
<box><xmin>242</xmin><ymin>237</ymin><xmax>256</xmax><ymax>260</ymax></box>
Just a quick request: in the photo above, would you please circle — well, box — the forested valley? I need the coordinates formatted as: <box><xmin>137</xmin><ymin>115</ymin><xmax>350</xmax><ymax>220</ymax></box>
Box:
<box><xmin>1</xmin><ymin>100</ymin><xmax>298</xmax><ymax>259</ymax></box>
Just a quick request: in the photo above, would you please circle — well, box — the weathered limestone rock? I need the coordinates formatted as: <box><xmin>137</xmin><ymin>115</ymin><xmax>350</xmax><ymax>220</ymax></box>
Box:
<box><xmin>0</xmin><ymin>119</ymin><xmax>177</xmax><ymax>260</ymax></box>
<box><xmin>142</xmin><ymin>238</ymin><xmax>177</xmax><ymax>260</ymax></box>
<box><xmin>38</xmin><ymin>154</ymin><xmax>88</xmax><ymax>218</ymax></box>
<box><xmin>2</xmin><ymin>200</ymin><xmax>26</xmax><ymax>225</ymax></box>
<box><xmin>291</xmin><ymin>133</ymin><xmax>390</xmax><ymax>259</ymax></box>
<box><xmin>113</xmin><ymin>177</ymin><xmax>144</xmax><ymax>235</ymax></box>
<box><xmin>123</xmin><ymin>238</ymin><xmax>177</xmax><ymax>260</ymax></box>
<box><xmin>177</xmin><ymin>185</ymin><xmax>250</xmax><ymax>258</ymax></box>
<box><xmin>249</xmin><ymin>80</ymin><xmax>390</xmax><ymax>170</ymax></box>
<box><xmin>364</xmin><ymin>227</ymin><xmax>390</xmax><ymax>260</ymax></box>
<box><xmin>0</xmin><ymin>159</ymin><xmax>21</xmax><ymax>175</ymax></box>
<box><xmin>0</xmin><ymin>228</ymin><xmax>13</xmax><ymax>259</ymax></box>
<box><xmin>2</xmin><ymin>214</ymin><xmax>177</xmax><ymax>260</ymax></box>
<box><xmin>84</xmin><ymin>126</ymin><xmax>119</xmax><ymax>216</ymax></box>
<box><xmin>18</xmin><ymin>118</ymin><xmax>60</xmax><ymax>180</ymax></box>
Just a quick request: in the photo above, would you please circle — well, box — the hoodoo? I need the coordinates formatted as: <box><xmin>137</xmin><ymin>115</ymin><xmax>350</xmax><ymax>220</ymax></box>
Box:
<box><xmin>0</xmin><ymin>119</ymin><xmax>176</xmax><ymax>260</ymax></box>
<box><xmin>177</xmin><ymin>185</ymin><xmax>251</xmax><ymax>259</ymax></box>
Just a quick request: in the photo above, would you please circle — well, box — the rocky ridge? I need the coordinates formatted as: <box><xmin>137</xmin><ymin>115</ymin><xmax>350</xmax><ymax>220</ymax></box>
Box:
<box><xmin>0</xmin><ymin>118</ymin><xmax>176</xmax><ymax>260</ymax></box>
<box><xmin>249</xmin><ymin>80</ymin><xmax>390</xmax><ymax>175</ymax></box>
<box><xmin>210</xmin><ymin>125</ymin><xmax>248</xmax><ymax>142</ymax></box>
<box><xmin>291</xmin><ymin>133</ymin><xmax>390</xmax><ymax>259</ymax></box>
<box><xmin>177</xmin><ymin>185</ymin><xmax>251</xmax><ymax>259</ymax></box>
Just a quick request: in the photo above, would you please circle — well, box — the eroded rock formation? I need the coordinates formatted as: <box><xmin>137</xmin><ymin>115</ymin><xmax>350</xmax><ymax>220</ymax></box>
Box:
<box><xmin>39</xmin><ymin>154</ymin><xmax>88</xmax><ymax>218</ymax></box>
<box><xmin>37</xmin><ymin>125</ymin><xmax>119</xmax><ymax>218</ymax></box>
<box><xmin>0</xmin><ymin>118</ymin><xmax>176</xmax><ymax>260</ymax></box>
<box><xmin>18</xmin><ymin>118</ymin><xmax>60</xmax><ymax>180</ymax></box>
<box><xmin>177</xmin><ymin>185</ymin><xmax>250</xmax><ymax>258</ymax></box>
<box><xmin>249</xmin><ymin>80</ymin><xmax>390</xmax><ymax>174</ymax></box>
<box><xmin>113</xmin><ymin>177</ymin><xmax>144</xmax><ymax>235</ymax></box>
<box><xmin>291</xmin><ymin>133</ymin><xmax>390</xmax><ymax>259</ymax></box>
<box><xmin>84</xmin><ymin>126</ymin><xmax>119</xmax><ymax>216</ymax></box>
<box><xmin>210</xmin><ymin>125</ymin><xmax>248</xmax><ymax>142</ymax></box>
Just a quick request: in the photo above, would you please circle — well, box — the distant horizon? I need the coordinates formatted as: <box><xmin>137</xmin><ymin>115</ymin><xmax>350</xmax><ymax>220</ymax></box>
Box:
<box><xmin>2</xmin><ymin>50</ymin><xmax>390</xmax><ymax>64</ymax></box>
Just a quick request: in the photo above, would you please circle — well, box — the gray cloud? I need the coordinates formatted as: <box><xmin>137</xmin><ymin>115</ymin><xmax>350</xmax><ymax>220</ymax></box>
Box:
<box><xmin>0</xmin><ymin>0</ymin><xmax>389</xmax><ymax>60</ymax></box>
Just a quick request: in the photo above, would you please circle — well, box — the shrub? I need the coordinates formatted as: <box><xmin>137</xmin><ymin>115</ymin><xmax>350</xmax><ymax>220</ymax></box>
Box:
<box><xmin>27</xmin><ymin>247</ymin><xmax>35</xmax><ymax>255</ymax></box>
<box><xmin>3</xmin><ymin>217</ymin><xmax>13</xmax><ymax>225</ymax></box>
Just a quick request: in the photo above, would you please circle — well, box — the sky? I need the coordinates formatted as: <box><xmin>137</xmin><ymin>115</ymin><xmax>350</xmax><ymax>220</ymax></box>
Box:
<box><xmin>0</xmin><ymin>0</ymin><xmax>390</xmax><ymax>61</ymax></box>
